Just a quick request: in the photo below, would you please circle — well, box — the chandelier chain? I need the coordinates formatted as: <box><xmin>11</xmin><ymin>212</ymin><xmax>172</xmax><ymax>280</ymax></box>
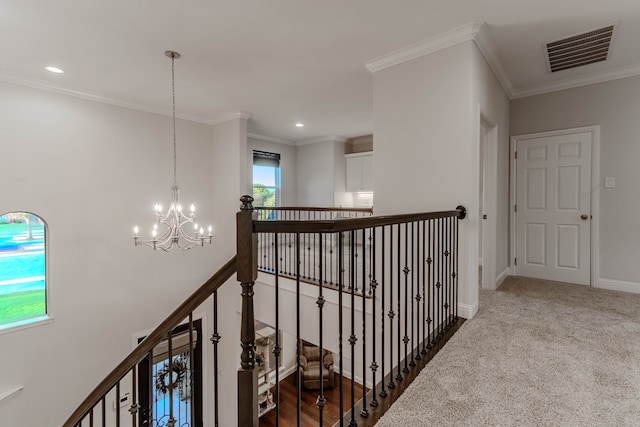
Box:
<box><xmin>171</xmin><ymin>53</ymin><xmax>177</xmax><ymax>187</ymax></box>
<box><xmin>132</xmin><ymin>50</ymin><xmax>212</xmax><ymax>251</ymax></box>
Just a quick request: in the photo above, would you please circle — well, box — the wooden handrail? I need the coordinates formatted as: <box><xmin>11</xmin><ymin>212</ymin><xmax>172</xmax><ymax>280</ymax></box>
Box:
<box><xmin>254</xmin><ymin>206</ymin><xmax>373</xmax><ymax>213</ymax></box>
<box><xmin>63</xmin><ymin>256</ymin><xmax>238</xmax><ymax>427</ymax></box>
<box><xmin>253</xmin><ymin>207</ymin><xmax>466</xmax><ymax>234</ymax></box>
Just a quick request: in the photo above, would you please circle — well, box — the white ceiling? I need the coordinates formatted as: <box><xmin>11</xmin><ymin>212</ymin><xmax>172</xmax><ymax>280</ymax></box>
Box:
<box><xmin>2</xmin><ymin>1</ymin><xmax>639</xmax><ymax>142</ymax></box>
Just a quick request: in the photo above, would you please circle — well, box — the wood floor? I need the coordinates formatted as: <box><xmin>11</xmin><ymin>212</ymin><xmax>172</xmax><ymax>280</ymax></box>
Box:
<box><xmin>260</xmin><ymin>372</ymin><xmax>367</xmax><ymax>427</ymax></box>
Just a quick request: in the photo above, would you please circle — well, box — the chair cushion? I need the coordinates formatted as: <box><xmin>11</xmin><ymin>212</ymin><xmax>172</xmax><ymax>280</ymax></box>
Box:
<box><xmin>302</xmin><ymin>361</ymin><xmax>330</xmax><ymax>381</ymax></box>
<box><xmin>303</xmin><ymin>345</ymin><xmax>321</xmax><ymax>362</ymax></box>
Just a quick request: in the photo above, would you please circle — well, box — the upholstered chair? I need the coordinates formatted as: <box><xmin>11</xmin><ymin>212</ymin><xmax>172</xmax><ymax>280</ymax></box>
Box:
<box><xmin>298</xmin><ymin>341</ymin><xmax>334</xmax><ymax>390</ymax></box>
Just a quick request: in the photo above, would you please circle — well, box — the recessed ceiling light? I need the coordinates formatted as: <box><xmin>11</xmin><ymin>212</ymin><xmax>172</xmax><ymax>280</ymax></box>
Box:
<box><xmin>295</xmin><ymin>123</ymin><xmax>304</xmax><ymax>128</ymax></box>
<box><xmin>45</xmin><ymin>66</ymin><xmax>64</xmax><ymax>74</ymax></box>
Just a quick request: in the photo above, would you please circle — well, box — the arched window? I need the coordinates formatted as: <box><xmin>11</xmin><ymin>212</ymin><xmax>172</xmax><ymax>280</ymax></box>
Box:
<box><xmin>0</xmin><ymin>212</ymin><xmax>48</xmax><ymax>330</ymax></box>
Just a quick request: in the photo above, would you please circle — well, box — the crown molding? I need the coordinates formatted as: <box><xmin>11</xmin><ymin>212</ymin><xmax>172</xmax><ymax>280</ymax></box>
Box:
<box><xmin>366</xmin><ymin>22</ymin><xmax>484</xmax><ymax>73</ymax></box>
<box><xmin>209</xmin><ymin>111</ymin><xmax>252</xmax><ymax>126</ymax></box>
<box><xmin>297</xmin><ymin>135</ymin><xmax>347</xmax><ymax>146</ymax></box>
<box><xmin>512</xmin><ymin>62</ymin><xmax>640</xmax><ymax>99</ymax></box>
<box><xmin>365</xmin><ymin>22</ymin><xmax>516</xmax><ymax>98</ymax></box>
<box><xmin>247</xmin><ymin>133</ymin><xmax>295</xmax><ymax>145</ymax></box>
<box><xmin>472</xmin><ymin>23</ymin><xmax>515</xmax><ymax>98</ymax></box>
<box><xmin>0</xmin><ymin>71</ymin><xmax>252</xmax><ymax>125</ymax></box>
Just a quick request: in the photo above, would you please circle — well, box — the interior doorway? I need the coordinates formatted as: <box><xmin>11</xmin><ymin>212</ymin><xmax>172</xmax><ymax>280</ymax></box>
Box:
<box><xmin>511</xmin><ymin>127</ymin><xmax>598</xmax><ymax>286</ymax></box>
<box><xmin>137</xmin><ymin>319</ymin><xmax>203</xmax><ymax>427</ymax></box>
<box><xmin>479</xmin><ymin>117</ymin><xmax>498</xmax><ymax>290</ymax></box>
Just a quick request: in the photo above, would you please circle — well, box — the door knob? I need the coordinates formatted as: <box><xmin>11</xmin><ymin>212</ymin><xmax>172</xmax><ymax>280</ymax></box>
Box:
<box><xmin>483</xmin><ymin>214</ymin><xmax>487</xmax><ymax>219</ymax></box>
<box><xmin>580</xmin><ymin>214</ymin><xmax>589</xmax><ymax>220</ymax></box>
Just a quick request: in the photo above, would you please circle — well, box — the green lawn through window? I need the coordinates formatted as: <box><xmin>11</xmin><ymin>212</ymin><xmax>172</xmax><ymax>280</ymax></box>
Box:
<box><xmin>0</xmin><ymin>216</ymin><xmax>47</xmax><ymax>327</ymax></box>
<box><xmin>0</xmin><ymin>290</ymin><xmax>46</xmax><ymax>324</ymax></box>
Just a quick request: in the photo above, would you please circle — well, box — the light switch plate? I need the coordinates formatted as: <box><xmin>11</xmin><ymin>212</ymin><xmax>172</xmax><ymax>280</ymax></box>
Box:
<box><xmin>113</xmin><ymin>392</ymin><xmax>130</xmax><ymax>410</ymax></box>
<box><xmin>605</xmin><ymin>177</ymin><xmax>615</xmax><ymax>188</ymax></box>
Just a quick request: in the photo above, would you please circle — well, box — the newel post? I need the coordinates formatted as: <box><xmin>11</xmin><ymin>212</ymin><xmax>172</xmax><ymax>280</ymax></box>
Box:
<box><xmin>237</xmin><ymin>195</ymin><xmax>259</xmax><ymax>426</ymax></box>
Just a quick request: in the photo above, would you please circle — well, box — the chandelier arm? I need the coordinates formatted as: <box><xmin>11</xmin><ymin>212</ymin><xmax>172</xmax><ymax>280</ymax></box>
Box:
<box><xmin>132</xmin><ymin>51</ymin><xmax>212</xmax><ymax>252</ymax></box>
<box><xmin>177</xmin><ymin>224</ymin><xmax>201</xmax><ymax>244</ymax></box>
<box><xmin>176</xmin><ymin>239</ymin><xmax>197</xmax><ymax>250</ymax></box>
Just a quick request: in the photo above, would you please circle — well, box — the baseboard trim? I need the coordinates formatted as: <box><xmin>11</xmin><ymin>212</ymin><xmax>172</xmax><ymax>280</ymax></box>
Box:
<box><xmin>280</xmin><ymin>364</ymin><xmax>297</xmax><ymax>380</ymax></box>
<box><xmin>596</xmin><ymin>278</ymin><xmax>640</xmax><ymax>294</ymax></box>
<box><xmin>458</xmin><ymin>300</ymin><xmax>479</xmax><ymax>319</ymax></box>
<box><xmin>496</xmin><ymin>267</ymin><xmax>510</xmax><ymax>287</ymax></box>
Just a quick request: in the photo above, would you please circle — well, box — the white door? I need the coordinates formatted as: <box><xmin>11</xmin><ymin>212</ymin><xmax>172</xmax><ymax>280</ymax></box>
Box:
<box><xmin>515</xmin><ymin>130</ymin><xmax>592</xmax><ymax>285</ymax></box>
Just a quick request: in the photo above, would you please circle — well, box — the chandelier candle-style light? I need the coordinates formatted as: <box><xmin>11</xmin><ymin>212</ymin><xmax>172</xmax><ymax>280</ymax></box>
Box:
<box><xmin>133</xmin><ymin>51</ymin><xmax>212</xmax><ymax>251</ymax></box>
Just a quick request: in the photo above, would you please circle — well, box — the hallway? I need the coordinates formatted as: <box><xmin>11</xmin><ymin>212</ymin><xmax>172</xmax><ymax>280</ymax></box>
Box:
<box><xmin>377</xmin><ymin>277</ymin><xmax>640</xmax><ymax>426</ymax></box>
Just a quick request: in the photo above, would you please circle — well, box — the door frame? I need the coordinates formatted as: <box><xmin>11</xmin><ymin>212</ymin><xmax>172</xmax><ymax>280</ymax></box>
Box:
<box><xmin>479</xmin><ymin>114</ymin><xmax>498</xmax><ymax>290</ymax></box>
<box><xmin>137</xmin><ymin>319</ymin><xmax>204</xmax><ymax>427</ymax></box>
<box><xmin>510</xmin><ymin>125</ymin><xmax>600</xmax><ymax>286</ymax></box>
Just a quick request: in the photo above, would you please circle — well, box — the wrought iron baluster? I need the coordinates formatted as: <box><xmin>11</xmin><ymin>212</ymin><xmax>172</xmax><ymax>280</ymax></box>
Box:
<box><xmin>438</xmin><ymin>217</ymin><xmax>444</xmax><ymax>338</ymax></box>
<box><xmin>388</xmin><ymin>225</ymin><xmax>395</xmax><ymax>390</ymax></box>
<box><xmin>338</xmin><ymin>232</ymin><xmax>345</xmax><ymax>425</ymax></box>
<box><xmin>303</xmin><ymin>231</ymin><xmax>307</xmax><ymax>279</ymax></box>
<box><xmin>443</xmin><ymin>217</ymin><xmax>450</xmax><ymax>330</ymax></box>
<box><xmin>188</xmin><ymin>314</ymin><xmax>194</xmax><ymax>427</ymax></box>
<box><xmin>409</xmin><ymin>222</ymin><xmax>417</xmax><ymax>366</ymax></box>
<box><xmin>317</xmin><ymin>231</ymin><xmax>326</xmax><ymax>425</ymax></box>
<box><xmin>454</xmin><ymin>218</ymin><xmax>460</xmax><ymax>321</ymax></box>
<box><xmin>379</xmin><ymin>226</ymin><xmax>388</xmax><ymax>398</ymax></box>
<box><xmin>421</xmin><ymin>220</ymin><xmax>427</xmax><ymax>355</ymax></box>
<box><xmin>330</xmin><ymin>231</ymin><xmax>335</xmax><ymax>286</ymax></box>
<box><xmin>396</xmin><ymin>223</ymin><xmax>402</xmax><ymax>382</ymax></box>
<box><xmin>360</xmin><ymin>228</ymin><xmax>369</xmax><ymax>418</ymax></box>
<box><xmin>370</xmin><ymin>227</ymin><xmax>379</xmax><ymax>407</ymax></box>
<box><xmin>102</xmin><ymin>396</ymin><xmax>106</xmax><ymax>426</ymax></box>
<box><xmin>295</xmin><ymin>233</ymin><xmax>301</xmax><ymax>427</ymax></box>
<box><xmin>403</xmin><ymin>223</ymin><xmax>410</xmax><ymax>374</ymax></box>
<box><xmin>147</xmin><ymin>349</ymin><xmax>153</xmax><ymax>426</ymax></box>
<box><xmin>211</xmin><ymin>290</ymin><xmax>220</xmax><ymax>426</ymax></box>
<box><xmin>349</xmin><ymin>230</ymin><xmax>357</xmax><ymax>427</ymax></box>
<box><xmin>167</xmin><ymin>330</ymin><xmax>175</xmax><ymax>427</ymax></box>
<box><xmin>324</xmin><ymin>229</ymin><xmax>329</xmax><ymax>285</ymax></box>
<box><xmin>429</xmin><ymin>219</ymin><xmax>436</xmax><ymax>348</ymax></box>
<box><xmin>287</xmin><ymin>212</ymin><xmax>292</xmax><ymax>276</ymax></box>
<box><xmin>447</xmin><ymin>216</ymin><xmax>453</xmax><ymax>327</ymax></box>
<box><xmin>115</xmin><ymin>382</ymin><xmax>120</xmax><ymax>427</ymax></box>
<box><xmin>273</xmin><ymin>233</ymin><xmax>281</xmax><ymax>426</ymax></box>
<box><xmin>415</xmin><ymin>221</ymin><xmax>422</xmax><ymax>361</ymax></box>
<box><xmin>131</xmin><ymin>365</ymin><xmax>138</xmax><ymax>426</ymax></box>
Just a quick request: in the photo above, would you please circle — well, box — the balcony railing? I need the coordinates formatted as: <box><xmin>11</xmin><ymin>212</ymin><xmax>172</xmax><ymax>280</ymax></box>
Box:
<box><xmin>64</xmin><ymin>197</ymin><xmax>466</xmax><ymax>427</ymax></box>
<box><xmin>255</xmin><ymin>206</ymin><xmax>373</xmax><ymax>292</ymax></box>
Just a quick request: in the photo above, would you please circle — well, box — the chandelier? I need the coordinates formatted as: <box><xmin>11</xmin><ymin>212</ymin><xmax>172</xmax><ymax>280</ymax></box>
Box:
<box><xmin>132</xmin><ymin>51</ymin><xmax>212</xmax><ymax>251</ymax></box>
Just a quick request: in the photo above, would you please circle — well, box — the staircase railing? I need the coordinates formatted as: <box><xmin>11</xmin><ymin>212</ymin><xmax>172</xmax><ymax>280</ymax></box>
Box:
<box><xmin>255</xmin><ymin>206</ymin><xmax>373</xmax><ymax>289</ymax></box>
<box><xmin>65</xmin><ymin>196</ymin><xmax>466</xmax><ymax>427</ymax></box>
<box><xmin>239</xmin><ymin>197</ymin><xmax>466</xmax><ymax>426</ymax></box>
<box><xmin>63</xmin><ymin>257</ymin><xmax>237</xmax><ymax>427</ymax></box>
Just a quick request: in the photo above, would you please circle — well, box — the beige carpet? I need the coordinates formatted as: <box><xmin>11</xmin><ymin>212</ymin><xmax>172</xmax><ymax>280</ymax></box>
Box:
<box><xmin>376</xmin><ymin>276</ymin><xmax>640</xmax><ymax>426</ymax></box>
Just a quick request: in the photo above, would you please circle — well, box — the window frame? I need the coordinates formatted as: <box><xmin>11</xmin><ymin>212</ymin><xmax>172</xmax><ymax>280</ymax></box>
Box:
<box><xmin>0</xmin><ymin>212</ymin><xmax>52</xmax><ymax>334</ymax></box>
<box><xmin>252</xmin><ymin>150</ymin><xmax>282</xmax><ymax>208</ymax></box>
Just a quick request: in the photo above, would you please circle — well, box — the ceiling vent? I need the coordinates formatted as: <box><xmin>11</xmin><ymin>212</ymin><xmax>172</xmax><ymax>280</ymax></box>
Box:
<box><xmin>545</xmin><ymin>24</ymin><xmax>616</xmax><ymax>73</ymax></box>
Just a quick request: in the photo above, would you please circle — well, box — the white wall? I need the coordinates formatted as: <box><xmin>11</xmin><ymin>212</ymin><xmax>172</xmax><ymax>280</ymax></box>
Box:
<box><xmin>511</xmin><ymin>75</ymin><xmax>640</xmax><ymax>290</ymax></box>
<box><xmin>332</xmin><ymin>140</ymin><xmax>352</xmax><ymax>207</ymax></box>
<box><xmin>470</xmin><ymin>44</ymin><xmax>511</xmax><ymax>288</ymax></box>
<box><xmin>296</xmin><ymin>142</ymin><xmax>333</xmax><ymax>206</ymax></box>
<box><xmin>0</xmin><ymin>82</ymin><xmax>243</xmax><ymax>426</ymax></box>
<box><xmin>247</xmin><ymin>137</ymin><xmax>297</xmax><ymax>206</ymax></box>
<box><xmin>211</xmin><ymin>117</ymin><xmax>248</xmax><ymax>426</ymax></box>
<box><xmin>373</xmin><ymin>41</ymin><xmax>478</xmax><ymax>317</ymax></box>
<box><xmin>295</xmin><ymin>139</ymin><xmax>348</xmax><ymax>207</ymax></box>
<box><xmin>373</xmin><ymin>39</ymin><xmax>510</xmax><ymax>313</ymax></box>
